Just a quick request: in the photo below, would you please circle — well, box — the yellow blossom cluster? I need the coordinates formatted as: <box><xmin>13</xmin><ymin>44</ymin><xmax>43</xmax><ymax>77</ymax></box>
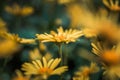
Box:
<box><xmin>73</xmin><ymin>62</ymin><xmax>99</xmax><ymax>80</ymax></box>
<box><xmin>5</xmin><ymin>4</ymin><xmax>34</xmax><ymax>16</ymax></box>
<box><xmin>2</xmin><ymin>1</ymin><xmax>120</xmax><ymax>80</ymax></box>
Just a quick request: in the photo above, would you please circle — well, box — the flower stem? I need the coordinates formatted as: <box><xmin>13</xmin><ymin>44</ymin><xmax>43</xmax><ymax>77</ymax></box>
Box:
<box><xmin>58</xmin><ymin>43</ymin><xmax>63</xmax><ymax>66</ymax></box>
<box><xmin>0</xmin><ymin>58</ymin><xmax>9</xmax><ymax>73</ymax></box>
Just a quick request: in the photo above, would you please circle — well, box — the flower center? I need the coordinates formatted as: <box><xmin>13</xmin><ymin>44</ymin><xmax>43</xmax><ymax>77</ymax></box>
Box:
<box><xmin>101</xmin><ymin>50</ymin><xmax>120</xmax><ymax>65</ymax></box>
<box><xmin>39</xmin><ymin>67</ymin><xmax>53</xmax><ymax>75</ymax></box>
<box><xmin>55</xmin><ymin>34</ymin><xmax>66</xmax><ymax>42</ymax></box>
<box><xmin>82</xmin><ymin>68</ymin><xmax>90</xmax><ymax>76</ymax></box>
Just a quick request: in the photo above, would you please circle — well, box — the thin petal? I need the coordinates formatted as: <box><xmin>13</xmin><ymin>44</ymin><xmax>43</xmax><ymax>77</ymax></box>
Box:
<box><xmin>50</xmin><ymin>58</ymin><xmax>61</xmax><ymax>69</ymax></box>
<box><xmin>43</xmin><ymin>57</ymin><xmax>47</xmax><ymax>67</ymax></box>
<box><xmin>51</xmin><ymin>66</ymin><xmax>68</xmax><ymax>75</ymax></box>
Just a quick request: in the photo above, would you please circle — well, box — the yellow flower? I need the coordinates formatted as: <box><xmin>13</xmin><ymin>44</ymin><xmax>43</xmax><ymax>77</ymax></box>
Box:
<box><xmin>36</xmin><ymin>26</ymin><xmax>83</xmax><ymax>44</ymax></box>
<box><xmin>91</xmin><ymin>42</ymin><xmax>120</xmax><ymax>66</ymax></box>
<box><xmin>67</xmin><ymin>4</ymin><xmax>120</xmax><ymax>41</ymax></box>
<box><xmin>29</xmin><ymin>48</ymin><xmax>42</xmax><ymax>60</ymax></box>
<box><xmin>0</xmin><ymin>32</ymin><xmax>36</xmax><ymax>44</ymax></box>
<box><xmin>103</xmin><ymin>66</ymin><xmax>120</xmax><ymax>80</ymax></box>
<box><xmin>5</xmin><ymin>4</ymin><xmax>21</xmax><ymax>15</ymax></box>
<box><xmin>21</xmin><ymin>6</ymin><xmax>34</xmax><ymax>16</ymax></box>
<box><xmin>39</xmin><ymin>42</ymin><xmax>47</xmax><ymax>51</ymax></box>
<box><xmin>29</xmin><ymin>42</ymin><xmax>52</xmax><ymax>61</ymax></box>
<box><xmin>12</xmin><ymin>70</ymin><xmax>30</xmax><ymax>80</ymax></box>
<box><xmin>67</xmin><ymin>4</ymin><xmax>84</xmax><ymax>27</ymax></box>
<box><xmin>92</xmin><ymin>42</ymin><xmax>120</xmax><ymax>80</ymax></box>
<box><xmin>5</xmin><ymin>4</ymin><xmax>33</xmax><ymax>16</ymax></box>
<box><xmin>83</xmin><ymin>17</ymin><xmax>120</xmax><ymax>46</ymax></box>
<box><xmin>21</xmin><ymin>57</ymin><xmax>68</xmax><ymax>79</ymax></box>
<box><xmin>73</xmin><ymin>62</ymin><xmax>99</xmax><ymax>80</ymax></box>
<box><xmin>0</xmin><ymin>32</ymin><xmax>21</xmax><ymax>57</ymax></box>
<box><xmin>103</xmin><ymin>0</ymin><xmax>120</xmax><ymax>11</ymax></box>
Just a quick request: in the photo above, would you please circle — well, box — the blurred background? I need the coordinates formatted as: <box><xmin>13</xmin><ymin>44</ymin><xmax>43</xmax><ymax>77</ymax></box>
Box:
<box><xmin>0</xmin><ymin>0</ymin><xmax>119</xmax><ymax>80</ymax></box>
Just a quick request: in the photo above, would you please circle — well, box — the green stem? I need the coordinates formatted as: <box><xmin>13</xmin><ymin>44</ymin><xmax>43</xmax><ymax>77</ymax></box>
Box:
<box><xmin>3</xmin><ymin>58</ymin><xmax>8</xmax><ymax>68</ymax></box>
<box><xmin>58</xmin><ymin>43</ymin><xmax>63</xmax><ymax>66</ymax></box>
<box><xmin>0</xmin><ymin>58</ymin><xmax>8</xmax><ymax>73</ymax></box>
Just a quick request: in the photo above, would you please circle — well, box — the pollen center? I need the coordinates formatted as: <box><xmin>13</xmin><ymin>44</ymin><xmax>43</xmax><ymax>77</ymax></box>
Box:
<box><xmin>101</xmin><ymin>50</ymin><xmax>120</xmax><ymax>65</ymax></box>
<box><xmin>39</xmin><ymin>68</ymin><xmax>53</xmax><ymax>74</ymax></box>
<box><xmin>55</xmin><ymin>34</ymin><xmax>66</xmax><ymax>42</ymax></box>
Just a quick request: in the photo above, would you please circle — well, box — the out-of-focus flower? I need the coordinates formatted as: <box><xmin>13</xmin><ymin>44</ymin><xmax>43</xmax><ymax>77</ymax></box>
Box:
<box><xmin>73</xmin><ymin>62</ymin><xmax>99</xmax><ymax>80</ymax></box>
<box><xmin>29</xmin><ymin>48</ymin><xmax>52</xmax><ymax>61</ymax></box>
<box><xmin>29</xmin><ymin>42</ymin><xmax>52</xmax><ymax>61</ymax></box>
<box><xmin>67</xmin><ymin>4</ymin><xmax>120</xmax><ymax>42</ymax></box>
<box><xmin>103</xmin><ymin>66</ymin><xmax>120</xmax><ymax>80</ymax></box>
<box><xmin>22</xmin><ymin>57</ymin><xmax>68</xmax><ymax>79</ymax></box>
<box><xmin>29</xmin><ymin>48</ymin><xmax>42</xmax><ymax>60</ymax></box>
<box><xmin>39</xmin><ymin>42</ymin><xmax>47</xmax><ymax>51</ymax></box>
<box><xmin>0</xmin><ymin>32</ymin><xmax>21</xmax><ymax>57</ymax></box>
<box><xmin>91</xmin><ymin>42</ymin><xmax>120</xmax><ymax>80</ymax></box>
<box><xmin>68</xmin><ymin>4</ymin><xmax>120</xmax><ymax>45</ymax></box>
<box><xmin>36</xmin><ymin>26</ymin><xmax>83</xmax><ymax>44</ymax></box>
<box><xmin>91</xmin><ymin>42</ymin><xmax>120</xmax><ymax>65</ymax></box>
<box><xmin>67</xmin><ymin>4</ymin><xmax>84</xmax><ymax>27</ymax></box>
<box><xmin>21</xmin><ymin>6</ymin><xmax>34</xmax><ymax>16</ymax></box>
<box><xmin>12</xmin><ymin>70</ymin><xmax>30</xmax><ymax>80</ymax></box>
<box><xmin>0</xmin><ymin>31</ymin><xmax>35</xmax><ymax>43</ymax></box>
<box><xmin>103</xmin><ymin>0</ymin><xmax>120</xmax><ymax>11</ymax></box>
<box><xmin>5</xmin><ymin>4</ymin><xmax>34</xmax><ymax>16</ymax></box>
<box><xmin>84</xmin><ymin>19</ymin><xmax>120</xmax><ymax>39</ymax></box>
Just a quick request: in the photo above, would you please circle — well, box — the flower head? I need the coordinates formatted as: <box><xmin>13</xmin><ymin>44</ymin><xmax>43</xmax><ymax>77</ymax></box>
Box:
<box><xmin>92</xmin><ymin>42</ymin><xmax>120</xmax><ymax>80</ymax></box>
<box><xmin>103</xmin><ymin>66</ymin><xmax>120</xmax><ymax>80</ymax></box>
<box><xmin>0</xmin><ymin>32</ymin><xmax>21</xmax><ymax>57</ymax></box>
<box><xmin>73</xmin><ymin>62</ymin><xmax>99</xmax><ymax>80</ymax></box>
<box><xmin>21</xmin><ymin>57</ymin><xmax>68</xmax><ymax>79</ymax></box>
<box><xmin>12</xmin><ymin>70</ymin><xmax>30</xmax><ymax>80</ymax></box>
<box><xmin>103</xmin><ymin>0</ymin><xmax>120</xmax><ymax>11</ymax></box>
<box><xmin>91</xmin><ymin>42</ymin><xmax>120</xmax><ymax>66</ymax></box>
<box><xmin>36</xmin><ymin>26</ymin><xmax>83</xmax><ymax>44</ymax></box>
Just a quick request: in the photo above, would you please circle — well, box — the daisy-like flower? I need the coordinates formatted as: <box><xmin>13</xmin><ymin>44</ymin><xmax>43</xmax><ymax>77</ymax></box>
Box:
<box><xmin>36</xmin><ymin>26</ymin><xmax>83</xmax><ymax>44</ymax></box>
<box><xmin>73</xmin><ymin>62</ymin><xmax>99</xmax><ymax>80</ymax></box>
<box><xmin>91</xmin><ymin>42</ymin><xmax>120</xmax><ymax>65</ymax></box>
<box><xmin>103</xmin><ymin>0</ymin><xmax>120</xmax><ymax>11</ymax></box>
<box><xmin>0</xmin><ymin>32</ymin><xmax>21</xmax><ymax>57</ymax></box>
<box><xmin>91</xmin><ymin>42</ymin><xmax>120</xmax><ymax>80</ymax></box>
<box><xmin>0</xmin><ymin>31</ymin><xmax>35</xmax><ymax>57</ymax></box>
<box><xmin>12</xmin><ymin>70</ymin><xmax>30</xmax><ymax>80</ymax></box>
<box><xmin>21</xmin><ymin>57</ymin><xmax>68</xmax><ymax>79</ymax></box>
<box><xmin>82</xmin><ymin>17</ymin><xmax>120</xmax><ymax>47</ymax></box>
